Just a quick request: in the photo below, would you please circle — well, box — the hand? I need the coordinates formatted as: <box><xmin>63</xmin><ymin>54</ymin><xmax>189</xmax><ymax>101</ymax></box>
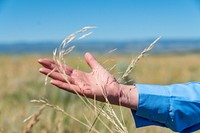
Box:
<box><xmin>38</xmin><ymin>52</ymin><xmax>138</xmax><ymax>109</ymax></box>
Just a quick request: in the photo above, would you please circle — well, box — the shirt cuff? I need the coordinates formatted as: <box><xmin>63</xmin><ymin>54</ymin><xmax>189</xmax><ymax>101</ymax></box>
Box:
<box><xmin>132</xmin><ymin>84</ymin><xmax>170</xmax><ymax>127</ymax></box>
<box><xmin>131</xmin><ymin>110</ymin><xmax>166</xmax><ymax>128</ymax></box>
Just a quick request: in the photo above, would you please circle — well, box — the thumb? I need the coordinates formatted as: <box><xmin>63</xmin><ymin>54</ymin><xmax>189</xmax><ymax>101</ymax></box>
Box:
<box><xmin>85</xmin><ymin>52</ymin><xmax>102</xmax><ymax>70</ymax></box>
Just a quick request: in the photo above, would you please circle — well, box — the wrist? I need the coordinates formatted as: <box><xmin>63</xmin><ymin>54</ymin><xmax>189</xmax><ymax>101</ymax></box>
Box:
<box><xmin>118</xmin><ymin>84</ymin><xmax>138</xmax><ymax>110</ymax></box>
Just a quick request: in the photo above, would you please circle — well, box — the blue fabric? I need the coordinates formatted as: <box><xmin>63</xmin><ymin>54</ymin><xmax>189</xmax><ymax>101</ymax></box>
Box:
<box><xmin>132</xmin><ymin>82</ymin><xmax>200</xmax><ymax>132</ymax></box>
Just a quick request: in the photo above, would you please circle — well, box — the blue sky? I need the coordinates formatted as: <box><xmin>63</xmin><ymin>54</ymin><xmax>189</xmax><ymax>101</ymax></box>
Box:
<box><xmin>0</xmin><ymin>0</ymin><xmax>200</xmax><ymax>43</ymax></box>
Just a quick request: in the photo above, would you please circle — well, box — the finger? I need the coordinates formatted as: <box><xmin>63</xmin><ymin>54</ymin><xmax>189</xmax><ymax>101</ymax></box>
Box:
<box><xmin>38</xmin><ymin>58</ymin><xmax>55</xmax><ymax>70</ymax></box>
<box><xmin>50</xmin><ymin>80</ymin><xmax>81</xmax><ymax>95</ymax></box>
<box><xmin>39</xmin><ymin>68</ymin><xmax>74</xmax><ymax>83</ymax></box>
<box><xmin>38</xmin><ymin>58</ymin><xmax>73</xmax><ymax>74</ymax></box>
<box><xmin>84</xmin><ymin>52</ymin><xmax>102</xmax><ymax>70</ymax></box>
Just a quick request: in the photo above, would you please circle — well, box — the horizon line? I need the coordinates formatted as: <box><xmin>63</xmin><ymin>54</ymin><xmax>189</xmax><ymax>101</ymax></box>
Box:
<box><xmin>1</xmin><ymin>38</ymin><xmax>200</xmax><ymax>44</ymax></box>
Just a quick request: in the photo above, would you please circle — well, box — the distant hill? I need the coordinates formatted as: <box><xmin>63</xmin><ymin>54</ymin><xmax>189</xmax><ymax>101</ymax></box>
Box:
<box><xmin>0</xmin><ymin>39</ymin><xmax>200</xmax><ymax>54</ymax></box>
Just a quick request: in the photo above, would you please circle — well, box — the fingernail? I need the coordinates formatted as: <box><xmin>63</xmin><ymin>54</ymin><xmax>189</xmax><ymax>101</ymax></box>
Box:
<box><xmin>85</xmin><ymin>52</ymin><xmax>90</xmax><ymax>56</ymax></box>
<box><xmin>50</xmin><ymin>80</ymin><xmax>56</xmax><ymax>84</ymax></box>
<box><xmin>39</xmin><ymin>68</ymin><xmax>44</xmax><ymax>72</ymax></box>
<box><xmin>38</xmin><ymin>59</ymin><xmax>42</xmax><ymax>63</ymax></box>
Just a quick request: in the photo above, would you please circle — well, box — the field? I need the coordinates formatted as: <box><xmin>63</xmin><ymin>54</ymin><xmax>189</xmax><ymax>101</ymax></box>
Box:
<box><xmin>0</xmin><ymin>53</ymin><xmax>200</xmax><ymax>133</ymax></box>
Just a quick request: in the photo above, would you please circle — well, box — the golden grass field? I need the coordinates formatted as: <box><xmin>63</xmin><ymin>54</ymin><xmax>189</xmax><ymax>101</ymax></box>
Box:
<box><xmin>0</xmin><ymin>53</ymin><xmax>200</xmax><ymax>133</ymax></box>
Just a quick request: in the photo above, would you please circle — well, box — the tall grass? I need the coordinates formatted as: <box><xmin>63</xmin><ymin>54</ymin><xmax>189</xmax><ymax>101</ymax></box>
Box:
<box><xmin>1</xmin><ymin>53</ymin><xmax>200</xmax><ymax>132</ymax></box>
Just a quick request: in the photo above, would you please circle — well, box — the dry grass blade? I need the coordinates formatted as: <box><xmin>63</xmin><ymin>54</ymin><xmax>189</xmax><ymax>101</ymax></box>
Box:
<box><xmin>22</xmin><ymin>105</ymin><xmax>46</xmax><ymax>133</ymax></box>
<box><xmin>76</xmin><ymin>26</ymin><xmax>96</xmax><ymax>33</ymax></box>
<box><xmin>121</xmin><ymin>36</ymin><xmax>161</xmax><ymax>80</ymax></box>
<box><xmin>30</xmin><ymin>99</ymin><xmax>100</xmax><ymax>133</ymax></box>
<box><xmin>89</xmin><ymin>104</ymin><xmax>106</xmax><ymax>132</ymax></box>
<box><xmin>78</xmin><ymin>32</ymin><xmax>93</xmax><ymax>40</ymax></box>
<box><xmin>99</xmin><ymin>48</ymin><xmax>118</xmax><ymax>60</ymax></box>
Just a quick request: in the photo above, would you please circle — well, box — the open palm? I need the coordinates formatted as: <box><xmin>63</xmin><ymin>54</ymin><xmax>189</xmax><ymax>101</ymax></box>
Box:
<box><xmin>38</xmin><ymin>52</ymin><xmax>121</xmax><ymax>105</ymax></box>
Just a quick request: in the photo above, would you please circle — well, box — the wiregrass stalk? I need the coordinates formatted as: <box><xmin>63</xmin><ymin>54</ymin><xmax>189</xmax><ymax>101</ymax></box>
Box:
<box><xmin>121</xmin><ymin>36</ymin><xmax>161</xmax><ymax>81</ymax></box>
<box><xmin>23</xmin><ymin>105</ymin><xmax>45</xmax><ymax>133</ymax></box>
<box><xmin>25</xmin><ymin>26</ymin><xmax>160</xmax><ymax>132</ymax></box>
<box><xmin>30</xmin><ymin>98</ymin><xmax>100</xmax><ymax>133</ymax></box>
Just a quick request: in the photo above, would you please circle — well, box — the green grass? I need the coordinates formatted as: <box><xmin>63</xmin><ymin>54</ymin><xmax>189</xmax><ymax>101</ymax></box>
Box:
<box><xmin>1</xmin><ymin>54</ymin><xmax>200</xmax><ymax>132</ymax></box>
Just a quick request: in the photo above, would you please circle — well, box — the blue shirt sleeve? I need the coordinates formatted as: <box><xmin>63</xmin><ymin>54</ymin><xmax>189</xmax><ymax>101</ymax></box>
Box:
<box><xmin>132</xmin><ymin>82</ymin><xmax>200</xmax><ymax>132</ymax></box>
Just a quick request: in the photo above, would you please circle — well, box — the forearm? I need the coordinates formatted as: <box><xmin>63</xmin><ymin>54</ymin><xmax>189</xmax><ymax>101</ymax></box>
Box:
<box><xmin>118</xmin><ymin>84</ymin><xmax>138</xmax><ymax>110</ymax></box>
